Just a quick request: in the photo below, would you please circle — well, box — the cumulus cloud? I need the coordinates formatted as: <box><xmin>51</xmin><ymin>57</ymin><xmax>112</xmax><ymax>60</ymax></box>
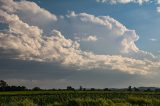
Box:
<box><xmin>0</xmin><ymin>0</ymin><xmax>160</xmax><ymax>75</ymax></box>
<box><xmin>58</xmin><ymin>11</ymin><xmax>156</xmax><ymax>61</ymax></box>
<box><xmin>0</xmin><ymin>0</ymin><xmax>57</xmax><ymax>33</ymax></box>
<box><xmin>0</xmin><ymin>0</ymin><xmax>153</xmax><ymax>59</ymax></box>
<box><xmin>59</xmin><ymin>11</ymin><xmax>139</xmax><ymax>55</ymax></box>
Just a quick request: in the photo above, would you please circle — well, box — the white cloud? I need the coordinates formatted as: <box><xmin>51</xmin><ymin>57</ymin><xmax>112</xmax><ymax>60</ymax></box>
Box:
<box><xmin>0</xmin><ymin>0</ymin><xmax>154</xmax><ymax>59</ymax></box>
<box><xmin>158</xmin><ymin>0</ymin><xmax>160</xmax><ymax>3</ymax></box>
<box><xmin>60</xmin><ymin>11</ymin><xmax>140</xmax><ymax>55</ymax></box>
<box><xmin>0</xmin><ymin>0</ymin><xmax>57</xmax><ymax>33</ymax></box>
<box><xmin>149</xmin><ymin>38</ymin><xmax>157</xmax><ymax>42</ymax></box>
<box><xmin>157</xmin><ymin>6</ymin><xmax>160</xmax><ymax>12</ymax></box>
<box><xmin>96</xmin><ymin>0</ymin><xmax>160</xmax><ymax>13</ymax></box>
<box><xmin>0</xmin><ymin>10</ymin><xmax>159</xmax><ymax>75</ymax></box>
<box><xmin>0</xmin><ymin>0</ymin><xmax>160</xmax><ymax>75</ymax></box>
<box><xmin>96</xmin><ymin>0</ymin><xmax>149</xmax><ymax>4</ymax></box>
<box><xmin>60</xmin><ymin>11</ymin><xmax>156</xmax><ymax>61</ymax></box>
<box><xmin>75</xmin><ymin>35</ymin><xmax>98</xmax><ymax>42</ymax></box>
<box><xmin>86</xmin><ymin>36</ymin><xmax>98</xmax><ymax>42</ymax></box>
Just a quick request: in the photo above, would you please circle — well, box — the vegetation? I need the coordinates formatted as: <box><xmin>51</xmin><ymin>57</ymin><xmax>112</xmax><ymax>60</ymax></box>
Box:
<box><xmin>0</xmin><ymin>80</ymin><xmax>160</xmax><ymax>106</ymax></box>
<box><xmin>0</xmin><ymin>91</ymin><xmax>160</xmax><ymax>106</ymax></box>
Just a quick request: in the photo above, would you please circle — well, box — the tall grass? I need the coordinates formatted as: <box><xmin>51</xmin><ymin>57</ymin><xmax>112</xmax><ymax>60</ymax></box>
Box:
<box><xmin>0</xmin><ymin>91</ymin><xmax>160</xmax><ymax>106</ymax></box>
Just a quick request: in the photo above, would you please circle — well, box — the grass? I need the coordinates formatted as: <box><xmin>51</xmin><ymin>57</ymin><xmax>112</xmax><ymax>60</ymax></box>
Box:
<box><xmin>0</xmin><ymin>91</ymin><xmax>160</xmax><ymax>106</ymax></box>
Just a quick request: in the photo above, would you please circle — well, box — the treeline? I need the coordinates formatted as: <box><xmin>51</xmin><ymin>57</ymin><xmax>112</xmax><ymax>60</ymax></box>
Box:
<box><xmin>0</xmin><ymin>80</ymin><xmax>160</xmax><ymax>92</ymax></box>
<box><xmin>0</xmin><ymin>80</ymin><xmax>27</xmax><ymax>91</ymax></box>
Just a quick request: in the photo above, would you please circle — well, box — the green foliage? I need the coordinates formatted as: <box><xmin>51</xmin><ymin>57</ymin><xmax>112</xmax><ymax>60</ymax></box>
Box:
<box><xmin>0</xmin><ymin>99</ymin><xmax>37</xmax><ymax>106</ymax></box>
<box><xmin>66</xmin><ymin>98</ymin><xmax>112</xmax><ymax>106</ymax></box>
<box><xmin>127</xmin><ymin>96</ymin><xmax>152</xmax><ymax>105</ymax></box>
<box><xmin>0</xmin><ymin>91</ymin><xmax>160</xmax><ymax>106</ymax></box>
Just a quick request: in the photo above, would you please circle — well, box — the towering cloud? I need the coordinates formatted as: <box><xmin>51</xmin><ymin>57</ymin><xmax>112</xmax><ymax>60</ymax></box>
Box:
<box><xmin>63</xmin><ymin>11</ymin><xmax>139</xmax><ymax>54</ymax></box>
<box><xmin>0</xmin><ymin>0</ymin><xmax>160</xmax><ymax>75</ymax></box>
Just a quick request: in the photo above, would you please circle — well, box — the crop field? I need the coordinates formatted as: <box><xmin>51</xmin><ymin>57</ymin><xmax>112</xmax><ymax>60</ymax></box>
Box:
<box><xmin>0</xmin><ymin>91</ymin><xmax>160</xmax><ymax>106</ymax></box>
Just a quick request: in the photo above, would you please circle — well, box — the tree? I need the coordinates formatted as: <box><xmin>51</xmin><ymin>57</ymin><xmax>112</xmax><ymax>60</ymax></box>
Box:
<box><xmin>104</xmin><ymin>88</ymin><xmax>109</xmax><ymax>91</ymax></box>
<box><xmin>67</xmin><ymin>86</ymin><xmax>75</xmax><ymax>90</ymax></box>
<box><xmin>32</xmin><ymin>87</ymin><xmax>41</xmax><ymax>91</ymax></box>
<box><xmin>133</xmin><ymin>87</ymin><xmax>139</xmax><ymax>91</ymax></box>
<box><xmin>128</xmin><ymin>86</ymin><xmax>132</xmax><ymax>91</ymax></box>
<box><xmin>0</xmin><ymin>80</ymin><xmax>7</xmax><ymax>87</ymax></box>
<box><xmin>79</xmin><ymin>86</ymin><xmax>83</xmax><ymax>91</ymax></box>
<box><xmin>90</xmin><ymin>88</ymin><xmax>95</xmax><ymax>91</ymax></box>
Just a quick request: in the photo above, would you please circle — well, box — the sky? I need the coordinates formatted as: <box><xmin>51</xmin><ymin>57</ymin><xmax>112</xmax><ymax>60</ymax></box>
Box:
<box><xmin>0</xmin><ymin>0</ymin><xmax>160</xmax><ymax>89</ymax></box>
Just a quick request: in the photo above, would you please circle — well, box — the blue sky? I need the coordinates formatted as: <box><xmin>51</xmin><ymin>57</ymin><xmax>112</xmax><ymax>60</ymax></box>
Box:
<box><xmin>0</xmin><ymin>0</ymin><xmax>160</xmax><ymax>89</ymax></box>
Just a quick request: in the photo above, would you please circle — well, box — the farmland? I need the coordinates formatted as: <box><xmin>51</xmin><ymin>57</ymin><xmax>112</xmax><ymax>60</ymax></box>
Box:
<box><xmin>0</xmin><ymin>91</ymin><xmax>160</xmax><ymax>106</ymax></box>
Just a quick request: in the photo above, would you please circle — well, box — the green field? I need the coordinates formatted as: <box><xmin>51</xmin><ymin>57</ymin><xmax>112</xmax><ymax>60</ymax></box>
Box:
<box><xmin>0</xmin><ymin>91</ymin><xmax>160</xmax><ymax>106</ymax></box>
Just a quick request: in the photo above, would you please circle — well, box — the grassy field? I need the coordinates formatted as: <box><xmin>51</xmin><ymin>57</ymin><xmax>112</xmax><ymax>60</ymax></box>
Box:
<box><xmin>0</xmin><ymin>91</ymin><xmax>160</xmax><ymax>106</ymax></box>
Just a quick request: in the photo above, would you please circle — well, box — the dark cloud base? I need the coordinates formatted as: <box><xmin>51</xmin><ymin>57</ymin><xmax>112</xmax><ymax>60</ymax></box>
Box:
<box><xmin>0</xmin><ymin>58</ymin><xmax>149</xmax><ymax>88</ymax></box>
<box><xmin>0</xmin><ymin>58</ymin><xmax>73</xmax><ymax>79</ymax></box>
